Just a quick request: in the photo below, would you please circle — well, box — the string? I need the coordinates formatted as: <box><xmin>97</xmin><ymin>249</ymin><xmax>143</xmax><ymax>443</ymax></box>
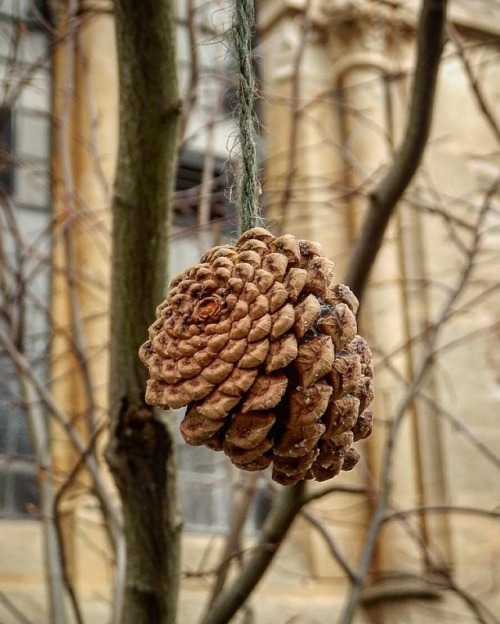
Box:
<box><xmin>232</xmin><ymin>0</ymin><xmax>264</xmax><ymax>232</ymax></box>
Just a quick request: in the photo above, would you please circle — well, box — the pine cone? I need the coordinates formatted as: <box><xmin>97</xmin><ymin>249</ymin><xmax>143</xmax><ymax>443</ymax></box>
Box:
<box><xmin>139</xmin><ymin>228</ymin><xmax>374</xmax><ymax>485</ymax></box>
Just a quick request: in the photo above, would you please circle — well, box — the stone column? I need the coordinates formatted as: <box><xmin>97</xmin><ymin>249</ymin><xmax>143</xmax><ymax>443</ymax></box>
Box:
<box><xmin>50</xmin><ymin>0</ymin><xmax>117</xmax><ymax>593</ymax></box>
<box><xmin>259</xmin><ymin>0</ymin><xmax>351</xmax><ymax>271</ymax></box>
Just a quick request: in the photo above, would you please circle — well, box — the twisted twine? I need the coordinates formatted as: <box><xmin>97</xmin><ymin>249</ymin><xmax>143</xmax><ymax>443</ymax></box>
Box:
<box><xmin>232</xmin><ymin>0</ymin><xmax>263</xmax><ymax>232</ymax></box>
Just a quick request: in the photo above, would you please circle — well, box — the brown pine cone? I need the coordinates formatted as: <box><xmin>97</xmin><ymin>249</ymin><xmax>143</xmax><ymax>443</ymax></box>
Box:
<box><xmin>139</xmin><ymin>228</ymin><xmax>374</xmax><ymax>485</ymax></box>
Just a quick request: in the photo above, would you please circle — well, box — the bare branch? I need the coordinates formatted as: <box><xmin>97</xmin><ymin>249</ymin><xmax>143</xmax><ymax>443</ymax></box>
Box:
<box><xmin>52</xmin><ymin>425</ymin><xmax>106</xmax><ymax>624</ymax></box>
<box><xmin>301</xmin><ymin>483</ymin><xmax>367</xmax><ymax>505</ymax></box>
<box><xmin>200</xmin><ymin>482</ymin><xmax>307</xmax><ymax>624</ymax></box>
<box><xmin>0</xmin><ymin>326</ymin><xmax>122</xmax><ymax>543</ymax></box>
<box><xmin>205</xmin><ymin>473</ymin><xmax>260</xmax><ymax>610</ymax></box>
<box><xmin>300</xmin><ymin>509</ymin><xmax>358</xmax><ymax>583</ymax></box>
<box><xmin>0</xmin><ymin>591</ymin><xmax>35</xmax><ymax>624</ymax></box>
<box><xmin>345</xmin><ymin>0</ymin><xmax>449</xmax><ymax>299</ymax></box>
<box><xmin>19</xmin><ymin>378</ymin><xmax>69</xmax><ymax>624</ymax></box>
<box><xmin>384</xmin><ymin>505</ymin><xmax>500</xmax><ymax>523</ymax></box>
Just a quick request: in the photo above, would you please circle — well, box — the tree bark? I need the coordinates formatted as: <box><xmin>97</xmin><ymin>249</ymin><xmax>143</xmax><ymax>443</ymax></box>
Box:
<box><xmin>105</xmin><ymin>1</ymin><xmax>181</xmax><ymax>623</ymax></box>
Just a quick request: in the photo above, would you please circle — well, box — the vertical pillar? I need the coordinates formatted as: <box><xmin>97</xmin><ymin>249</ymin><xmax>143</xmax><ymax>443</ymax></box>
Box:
<box><xmin>259</xmin><ymin>2</ymin><xmax>351</xmax><ymax>272</ymax></box>
<box><xmin>50</xmin><ymin>0</ymin><xmax>117</xmax><ymax>590</ymax></box>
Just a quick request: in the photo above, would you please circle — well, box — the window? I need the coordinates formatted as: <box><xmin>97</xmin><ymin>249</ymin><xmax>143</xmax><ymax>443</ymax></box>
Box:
<box><xmin>0</xmin><ymin>381</ymin><xmax>39</xmax><ymax>518</ymax></box>
<box><xmin>174</xmin><ymin>150</ymin><xmax>235</xmax><ymax>228</ymax></box>
<box><xmin>0</xmin><ymin>2</ymin><xmax>51</xmax><ymax>518</ymax></box>
<box><xmin>170</xmin><ymin>152</ymin><xmax>234</xmax><ymax>532</ymax></box>
<box><xmin>0</xmin><ymin>107</ymin><xmax>14</xmax><ymax>194</ymax></box>
<box><xmin>171</xmin><ymin>152</ymin><xmax>236</xmax><ymax>532</ymax></box>
<box><xmin>173</xmin><ymin>411</ymin><xmax>273</xmax><ymax>534</ymax></box>
<box><xmin>173</xmin><ymin>410</ymin><xmax>232</xmax><ymax>533</ymax></box>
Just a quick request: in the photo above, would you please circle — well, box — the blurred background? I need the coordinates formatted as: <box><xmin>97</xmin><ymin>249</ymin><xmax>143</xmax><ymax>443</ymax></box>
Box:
<box><xmin>0</xmin><ymin>0</ymin><xmax>499</xmax><ymax>622</ymax></box>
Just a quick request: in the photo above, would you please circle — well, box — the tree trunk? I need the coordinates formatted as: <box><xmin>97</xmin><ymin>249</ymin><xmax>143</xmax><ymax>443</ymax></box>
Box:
<box><xmin>105</xmin><ymin>1</ymin><xmax>181</xmax><ymax>622</ymax></box>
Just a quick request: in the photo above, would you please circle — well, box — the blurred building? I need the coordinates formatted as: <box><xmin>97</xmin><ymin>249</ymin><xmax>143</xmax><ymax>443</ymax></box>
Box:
<box><xmin>0</xmin><ymin>0</ymin><xmax>499</xmax><ymax>622</ymax></box>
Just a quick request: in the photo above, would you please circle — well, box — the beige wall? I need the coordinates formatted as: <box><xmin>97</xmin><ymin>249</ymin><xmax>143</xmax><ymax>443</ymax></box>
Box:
<box><xmin>1</xmin><ymin>1</ymin><xmax>500</xmax><ymax>623</ymax></box>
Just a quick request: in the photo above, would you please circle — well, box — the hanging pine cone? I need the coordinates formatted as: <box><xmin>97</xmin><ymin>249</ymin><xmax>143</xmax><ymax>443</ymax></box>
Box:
<box><xmin>139</xmin><ymin>228</ymin><xmax>373</xmax><ymax>485</ymax></box>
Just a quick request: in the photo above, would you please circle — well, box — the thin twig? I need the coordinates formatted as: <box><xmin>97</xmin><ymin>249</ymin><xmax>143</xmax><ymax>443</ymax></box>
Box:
<box><xmin>52</xmin><ymin>425</ymin><xmax>105</xmax><ymax>624</ymax></box>
<box><xmin>0</xmin><ymin>326</ymin><xmax>122</xmax><ymax>542</ymax></box>
<box><xmin>200</xmin><ymin>482</ymin><xmax>307</xmax><ymax>624</ymax></box>
<box><xmin>0</xmin><ymin>591</ymin><xmax>35</xmax><ymax>624</ymax></box>
<box><xmin>18</xmin><ymin>368</ymin><xmax>70</xmax><ymax>624</ymax></box>
<box><xmin>384</xmin><ymin>505</ymin><xmax>500</xmax><ymax>523</ymax></box>
<box><xmin>205</xmin><ymin>473</ymin><xmax>260</xmax><ymax>610</ymax></box>
<box><xmin>300</xmin><ymin>509</ymin><xmax>358</xmax><ymax>583</ymax></box>
<box><xmin>447</xmin><ymin>24</ymin><xmax>500</xmax><ymax>144</ymax></box>
<box><xmin>301</xmin><ymin>483</ymin><xmax>367</xmax><ymax>505</ymax></box>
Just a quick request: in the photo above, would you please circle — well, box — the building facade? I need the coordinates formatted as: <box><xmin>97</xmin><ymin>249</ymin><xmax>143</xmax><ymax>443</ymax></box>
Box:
<box><xmin>0</xmin><ymin>0</ymin><xmax>499</xmax><ymax>622</ymax></box>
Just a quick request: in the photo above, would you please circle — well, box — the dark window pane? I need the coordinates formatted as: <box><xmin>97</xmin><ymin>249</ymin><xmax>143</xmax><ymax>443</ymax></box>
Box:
<box><xmin>11</xmin><ymin>468</ymin><xmax>39</xmax><ymax>514</ymax></box>
<box><xmin>0</xmin><ymin>106</ymin><xmax>14</xmax><ymax>195</ymax></box>
<box><xmin>0</xmin><ymin>464</ymin><xmax>39</xmax><ymax>518</ymax></box>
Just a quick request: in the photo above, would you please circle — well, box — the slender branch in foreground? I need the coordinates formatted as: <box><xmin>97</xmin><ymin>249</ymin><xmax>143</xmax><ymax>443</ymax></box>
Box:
<box><xmin>345</xmin><ymin>0</ymin><xmax>449</xmax><ymax>298</ymax></box>
<box><xmin>199</xmin><ymin>482</ymin><xmax>306</xmax><ymax>624</ymax></box>
<box><xmin>206</xmin><ymin>473</ymin><xmax>260</xmax><ymax>608</ymax></box>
